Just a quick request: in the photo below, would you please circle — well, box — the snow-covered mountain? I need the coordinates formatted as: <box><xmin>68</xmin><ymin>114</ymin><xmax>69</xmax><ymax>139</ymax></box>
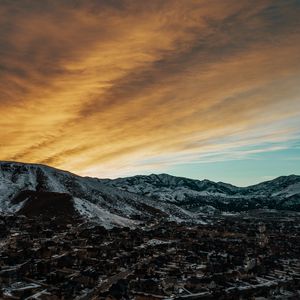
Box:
<box><xmin>0</xmin><ymin>162</ymin><xmax>196</xmax><ymax>228</ymax></box>
<box><xmin>0</xmin><ymin>162</ymin><xmax>299</xmax><ymax>228</ymax></box>
<box><xmin>103</xmin><ymin>173</ymin><xmax>300</xmax><ymax>212</ymax></box>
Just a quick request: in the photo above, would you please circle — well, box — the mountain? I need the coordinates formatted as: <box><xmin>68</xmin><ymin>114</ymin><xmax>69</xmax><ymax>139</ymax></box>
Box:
<box><xmin>0</xmin><ymin>162</ymin><xmax>196</xmax><ymax>228</ymax></box>
<box><xmin>13</xmin><ymin>191</ymin><xmax>77</xmax><ymax>223</ymax></box>
<box><xmin>102</xmin><ymin>173</ymin><xmax>300</xmax><ymax>212</ymax></box>
<box><xmin>0</xmin><ymin>162</ymin><xmax>299</xmax><ymax>228</ymax></box>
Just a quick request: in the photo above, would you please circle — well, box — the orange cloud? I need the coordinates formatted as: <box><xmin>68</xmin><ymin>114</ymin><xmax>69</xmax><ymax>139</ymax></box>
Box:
<box><xmin>0</xmin><ymin>0</ymin><xmax>300</xmax><ymax>177</ymax></box>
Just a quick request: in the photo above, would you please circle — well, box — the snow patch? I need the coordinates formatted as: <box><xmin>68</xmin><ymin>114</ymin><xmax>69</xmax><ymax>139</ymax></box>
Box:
<box><xmin>73</xmin><ymin>198</ymin><xmax>138</xmax><ymax>229</ymax></box>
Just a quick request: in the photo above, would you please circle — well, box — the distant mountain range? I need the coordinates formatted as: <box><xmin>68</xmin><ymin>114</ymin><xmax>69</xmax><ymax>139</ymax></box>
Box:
<box><xmin>0</xmin><ymin>161</ymin><xmax>299</xmax><ymax>227</ymax></box>
<box><xmin>104</xmin><ymin>173</ymin><xmax>300</xmax><ymax>212</ymax></box>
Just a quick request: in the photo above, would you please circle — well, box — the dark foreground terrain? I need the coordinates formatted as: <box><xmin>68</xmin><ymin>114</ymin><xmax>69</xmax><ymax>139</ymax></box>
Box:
<box><xmin>0</xmin><ymin>211</ymin><xmax>299</xmax><ymax>300</ymax></box>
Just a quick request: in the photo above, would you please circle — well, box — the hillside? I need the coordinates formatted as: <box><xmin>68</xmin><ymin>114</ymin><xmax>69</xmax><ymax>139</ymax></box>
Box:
<box><xmin>0</xmin><ymin>162</ymin><xmax>299</xmax><ymax>229</ymax></box>
<box><xmin>103</xmin><ymin>173</ymin><xmax>300</xmax><ymax>212</ymax></box>
<box><xmin>0</xmin><ymin>162</ymin><xmax>196</xmax><ymax>228</ymax></box>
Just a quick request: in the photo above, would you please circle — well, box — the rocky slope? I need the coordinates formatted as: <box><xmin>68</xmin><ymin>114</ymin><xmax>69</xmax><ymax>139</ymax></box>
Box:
<box><xmin>0</xmin><ymin>162</ymin><xmax>299</xmax><ymax>228</ymax></box>
<box><xmin>103</xmin><ymin>173</ymin><xmax>300</xmax><ymax>212</ymax></box>
<box><xmin>0</xmin><ymin>162</ymin><xmax>195</xmax><ymax>228</ymax></box>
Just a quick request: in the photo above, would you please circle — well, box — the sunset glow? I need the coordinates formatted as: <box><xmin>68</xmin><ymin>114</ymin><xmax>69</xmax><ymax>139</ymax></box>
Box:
<box><xmin>1</xmin><ymin>0</ymin><xmax>300</xmax><ymax>185</ymax></box>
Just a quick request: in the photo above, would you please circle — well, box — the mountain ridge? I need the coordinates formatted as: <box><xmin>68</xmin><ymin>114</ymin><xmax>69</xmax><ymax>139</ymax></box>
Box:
<box><xmin>104</xmin><ymin>172</ymin><xmax>300</xmax><ymax>190</ymax></box>
<box><xmin>0</xmin><ymin>161</ymin><xmax>299</xmax><ymax>227</ymax></box>
<box><xmin>2</xmin><ymin>160</ymin><xmax>298</xmax><ymax>189</ymax></box>
<box><xmin>102</xmin><ymin>172</ymin><xmax>300</xmax><ymax>211</ymax></box>
<box><xmin>0</xmin><ymin>161</ymin><xmax>197</xmax><ymax>227</ymax></box>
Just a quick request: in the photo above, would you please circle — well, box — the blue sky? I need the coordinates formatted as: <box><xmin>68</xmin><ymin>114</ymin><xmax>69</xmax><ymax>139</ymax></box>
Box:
<box><xmin>165</xmin><ymin>145</ymin><xmax>300</xmax><ymax>186</ymax></box>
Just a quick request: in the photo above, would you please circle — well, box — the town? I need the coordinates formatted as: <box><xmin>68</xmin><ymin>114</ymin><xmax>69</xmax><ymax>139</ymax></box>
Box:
<box><xmin>0</xmin><ymin>211</ymin><xmax>299</xmax><ymax>299</ymax></box>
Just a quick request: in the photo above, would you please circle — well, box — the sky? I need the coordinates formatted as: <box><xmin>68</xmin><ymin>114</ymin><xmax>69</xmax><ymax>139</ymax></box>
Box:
<box><xmin>0</xmin><ymin>0</ymin><xmax>300</xmax><ymax>186</ymax></box>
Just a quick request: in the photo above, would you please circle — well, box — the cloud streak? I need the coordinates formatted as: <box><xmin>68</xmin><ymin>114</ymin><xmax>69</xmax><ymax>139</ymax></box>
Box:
<box><xmin>0</xmin><ymin>0</ymin><xmax>300</xmax><ymax>178</ymax></box>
